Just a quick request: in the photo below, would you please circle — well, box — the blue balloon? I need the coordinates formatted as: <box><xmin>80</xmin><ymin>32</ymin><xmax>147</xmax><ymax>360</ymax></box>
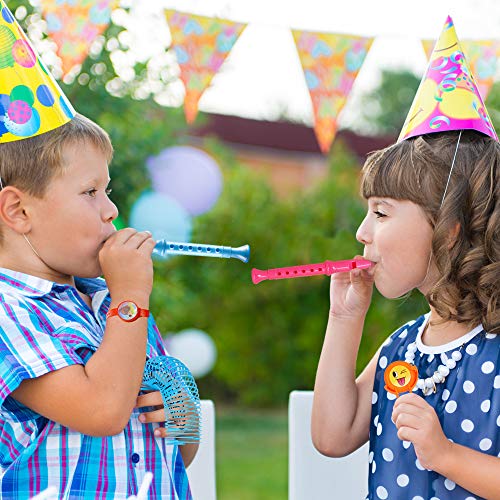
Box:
<box><xmin>130</xmin><ymin>192</ymin><xmax>192</xmax><ymax>248</ymax></box>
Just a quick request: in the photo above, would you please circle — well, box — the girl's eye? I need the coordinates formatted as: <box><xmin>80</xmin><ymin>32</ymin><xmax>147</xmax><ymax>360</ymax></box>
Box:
<box><xmin>373</xmin><ymin>210</ymin><xmax>386</xmax><ymax>218</ymax></box>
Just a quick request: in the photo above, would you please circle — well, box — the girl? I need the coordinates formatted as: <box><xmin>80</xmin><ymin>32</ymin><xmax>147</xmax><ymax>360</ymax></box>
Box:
<box><xmin>311</xmin><ymin>130</ymin><xmax>499</xmax><ymax>499</ymax></box>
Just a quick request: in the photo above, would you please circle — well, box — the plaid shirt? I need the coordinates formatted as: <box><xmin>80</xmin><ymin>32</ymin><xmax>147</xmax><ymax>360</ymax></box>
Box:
<box><xmin>0</xmin><ymin>268</ymin><xmax>192</xmax><ymax>499</ymax></box>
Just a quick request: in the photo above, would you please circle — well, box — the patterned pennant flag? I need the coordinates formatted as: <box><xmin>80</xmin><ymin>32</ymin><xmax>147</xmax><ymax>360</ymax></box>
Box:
<box><xmin>292</xmin><ymin>30</ymin><xmax>373</xmax><ymax>154</ymax></box>
<box><xmin>41</xmin><ymin>0</ymin><xmax>117</xmax><ymax>76</ymax></box>
<box><xmin>165</xmin><ymin>10</ymin><xmax>246</xmax><ymax>124</ymax></box>
<box><xmin>422</xmin><ymin>39</ymin><xmax>500</xmax><ymax>101</ymax></box>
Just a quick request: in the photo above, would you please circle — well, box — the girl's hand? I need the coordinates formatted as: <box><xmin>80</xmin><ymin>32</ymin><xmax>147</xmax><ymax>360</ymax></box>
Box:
<box><xmin>329</xmin><ymin>256</ymin><xmax>375</xmax><ymax>320</ymax></box>
<box><xmin>392</xmin><ymin>393</ymin><xmax>453</xmax><ymax>471</ymax></box>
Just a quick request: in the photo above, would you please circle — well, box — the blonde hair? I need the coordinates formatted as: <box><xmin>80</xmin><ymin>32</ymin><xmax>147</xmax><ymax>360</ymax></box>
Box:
<box><xmin>360</xmin><ymin>131</ymin><xmax>500</xmax><ymax>333</ymax></box>
<box><xmin>0</xmin><ymin>113</ymin><xmax>113</xmax><ymax>197</ymax></box>
<box><xmin>0</xmin><ymin>114</ymin><xmax>113</xmax><ymax>246</ymax></box>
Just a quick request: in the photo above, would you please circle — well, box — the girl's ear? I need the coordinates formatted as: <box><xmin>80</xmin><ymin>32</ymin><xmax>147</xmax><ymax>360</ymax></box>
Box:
<box><xmin>0</xmin><ymin>187</ymin><xmax>32</xmax><ymax>235</ymax></box>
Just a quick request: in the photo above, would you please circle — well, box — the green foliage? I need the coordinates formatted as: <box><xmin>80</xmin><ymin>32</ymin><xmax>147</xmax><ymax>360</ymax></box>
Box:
<box><xmin>151</xmin><ymin>141</ymin><xmax>428</xmax><ymax>406</ymax></box>
<box><xmin>361</xmin><ymin>69</ymin><xmax>421</xmax><ymax>135</ymax></box>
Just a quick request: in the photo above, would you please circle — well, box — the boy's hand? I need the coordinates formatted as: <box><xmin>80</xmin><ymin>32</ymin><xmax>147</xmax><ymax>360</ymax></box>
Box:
<box><xmin>329</xmin><ymin>256</ymin><xmax>375</xmax><ymax>320</ymax></box>
<box><xmin>392</xmin><ymin>393</ymin><xmax>453</xmax><ymax>471</ymax></box>
<box><xmin>99</xmin><ymin>228</ymin><xmax>155</xmax><ymax>304</ymax></box>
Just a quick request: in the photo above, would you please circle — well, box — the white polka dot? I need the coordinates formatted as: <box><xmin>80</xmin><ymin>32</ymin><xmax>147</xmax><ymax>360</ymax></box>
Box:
<box><xmin>481</xmin><ymin>361</ymin><xmax>494</xmax><ymax>374</ymax></box>
<box><xmin>374</xmin><ymin>415</ymin><xmax>379</xmax><ymax>427</ymax></box>
<box><xmin>372</xmin><ymin>392</ymin><xmax>378</xmax><ymax>404</ymax></box>
<box><xmin>383</xmin><ymin>337</ymin><xmax>393</xmax><ymax>347</ymax></box>
<box><xmin>485</xmin><ymin>333</ymin><xmax>496</xmax><ymax>339</ymax></box>
<box><xmin>465</xmin><ymin>497</ymin><xmax>477</xmax><ymax>500</ymax></box>
<box><xmin>376</xmin><ymin>486</ymin><xmax>388</xmax><ymax>499</ymax></box>
<box><xmin>445</xmin><ymin>478</ymin><xmax>456</xmax><ymax>490</ymax></box>
<box><xmin>397</xmin><ymin>474</ymin><xmax>409</xmax><ymax>487</ymax></box>
<box><xmin>430</xmin><ymin>498</ymin><xmax>440</xmax><ymax>500</ymax></box>
<box><xmin>368</xmin><ymin>451</ymin><xmax>374</xmax><ymax>463</ymax></box>
<box><xmin>415</xmin><ymin>458</ymin><xmax>425</xmax><ymax>470</ymax></box>
<box><xmin>379</xmin><ymin>356</ymin><xmax>388</xmax><ymax>369</ymax></box>
<box><xmin>427</xmin><ymin>353</ymin><xmax>434</xmax><ymax>362</ymax></box>
<box><xmin>479</xmin><ymin>438</ymin><xmax>492</xmax><ymax>451</ymax></box>
<box><xmin>495</xmin><ymin>375</ymin><xmax>500</xmax><ymax>389</ymax></box>
<box><xmin>382</xmin><ymin>448</ymin><xmax>394</xmax><ymax>462</ymax></box>
<box><xmin>463</xmin><ymin>380</ymin><xmax>475</xmax><ymax>394</ymax></box>
<box><xmin>442</xmin><ymin>389</ymin><xmax>450</xmax><ymax>401</ymax></box>
<box><xmin>398</xmin><ymin>330</ymin><xmax>408</xmax><ymax>339</ymax></box>
<box><xmin>377</xmin><ymin>423</ymin><xmax>383</xmax><ymax>436</ymax></box>
<box><xmin>465</xmin><ymin>343</ymin><xmax>477</xmax><ymax>355</ymax></box>
<box><xmin>461</xmin><ymin>419</ymin><xmax>474</xmax><ymax>433</ymax></box>
<box><xmin>481</xmin><ymin>399</ymin><xmax>491</xmax><ymax>412</ymax></box>
<box><xmin>387</xmin><ymin>392</ymin><xmax>396</xmax><ymax>400</ymax></box>
<box><xmin>412</xmin><ymin>496</ymin><xmax>424</xmax><ymax>500</ymax></box>
<box><xmin>445</xmin><ymin>401</ymin><xmax>457</xmax><ymax>413</ymax></box>
<box><xmin>497</xmin><ymin>415</ymin><xmax>500</xmax><ymax>427</ymax></box>
<box><xmin>402</xmin><ymin>440</ymin><xmax>411</xmax><ymax>449</ymax></box>
<box><xmin>372</xmin><ymin>460</ymin><xmax>376</xmax><ymax>473</ymax></box>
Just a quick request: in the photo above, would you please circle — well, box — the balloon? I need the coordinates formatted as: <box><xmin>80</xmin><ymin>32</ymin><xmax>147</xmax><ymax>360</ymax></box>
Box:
<box><xmin>129</xmin><ymin>191</ymin><xmax>192</xmax><ymax>243</ymax></box>
<box><xmin>166</xmin><ymin>329</ymin><xmax>217</xmax><ymax>379</ymax></box>
<box><xmin>146</xmin><ymin>146</ymin><xmax>223</xmax><ymax>216</ymax></box>
<box><xmin>113</xmin><ymin>214</ymin><xmax>126</xmax><ymax>230</ymax></box>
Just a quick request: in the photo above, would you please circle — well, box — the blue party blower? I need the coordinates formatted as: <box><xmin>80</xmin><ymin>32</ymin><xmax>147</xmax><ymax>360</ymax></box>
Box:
<box><xmin>153</xmin><ymin>240</ymin><xmax>250</xmax><ymax>263</ymax></box>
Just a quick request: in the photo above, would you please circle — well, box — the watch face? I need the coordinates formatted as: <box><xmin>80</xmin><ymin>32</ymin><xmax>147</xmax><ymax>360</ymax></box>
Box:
<box><xmin>118</xmin><ymin>301</ymin><xmax>139</xmax><ymax>321</ymax></box>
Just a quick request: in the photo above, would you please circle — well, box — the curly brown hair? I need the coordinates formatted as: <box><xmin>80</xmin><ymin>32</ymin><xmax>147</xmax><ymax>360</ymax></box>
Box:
<box><xmin>360</xmin><ymin>130</ymin><xmax>500</xmax><ymax>333</ymax></box>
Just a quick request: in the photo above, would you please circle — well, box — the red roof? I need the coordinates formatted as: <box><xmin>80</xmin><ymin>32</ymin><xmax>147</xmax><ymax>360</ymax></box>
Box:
<box><xmin>191</xmin><ymin>113</ymin><xmax>396</xmax><ymax>157</ymax></box>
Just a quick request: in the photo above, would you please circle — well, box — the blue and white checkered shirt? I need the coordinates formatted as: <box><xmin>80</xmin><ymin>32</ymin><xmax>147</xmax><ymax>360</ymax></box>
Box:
<box><xmin>0</xmin><ymin>267</ymin><xmax>192</xmax><ymax>499</ymax></box>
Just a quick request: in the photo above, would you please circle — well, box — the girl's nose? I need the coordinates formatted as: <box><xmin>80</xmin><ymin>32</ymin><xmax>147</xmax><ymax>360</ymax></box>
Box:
<box><xmin>356</xmin><ymin>217</ymin><xmax>371</xmax><ymax>245</ymax></box>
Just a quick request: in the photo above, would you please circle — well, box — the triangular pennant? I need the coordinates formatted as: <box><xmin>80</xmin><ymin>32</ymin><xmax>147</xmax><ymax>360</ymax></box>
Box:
<box><xmin>41</xmin><ymin>0</ymin><xmax>118</xmax><ymax>76</ymax></box>
<box><xmin>422</xmin><ymin>38</ymin><xmax>500</xmax><ymax>102</ymax></box>
<box><xmin>292</xmin><ymin>29</ymin><xmax>373</xmax><ymax>154</ymax></box>
<box><xmin>0</xmin><ymin>0</ymin><xmax>75</xmax><ymax>143</ymax></box>
<box><xmin>165</xmin><ymin>10</ymin><xmax>246</xmax><ymax>124</ymax></box>
<box><xmin>400</xmin><ymin>16</ymin><xmax>498</xmax><ymax>142</ymax></box>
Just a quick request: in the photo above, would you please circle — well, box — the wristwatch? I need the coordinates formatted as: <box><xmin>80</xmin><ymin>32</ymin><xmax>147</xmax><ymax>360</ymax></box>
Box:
<box><xmin>106</xmin><ymin>300</ymin><xmax>150</xmax><ymax>322</ymax></box>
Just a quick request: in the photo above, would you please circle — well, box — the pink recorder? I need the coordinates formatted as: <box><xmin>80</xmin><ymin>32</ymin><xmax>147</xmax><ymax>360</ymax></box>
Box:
<box><xmin>252</xmin><ymin>258</ymin><xmax>372</xmax><ymax>284</ymax></box>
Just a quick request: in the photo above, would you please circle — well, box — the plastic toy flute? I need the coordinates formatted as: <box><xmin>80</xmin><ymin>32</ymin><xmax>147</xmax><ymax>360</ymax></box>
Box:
<box><xmin>153</xmin><ymin>240</ymin><xmax>250</xmax><ymax>263</ymax></box>
<box><xmin>252</xmin><ymin>258</ymin><xmax>372</xmax><ymax>284</ymax></box>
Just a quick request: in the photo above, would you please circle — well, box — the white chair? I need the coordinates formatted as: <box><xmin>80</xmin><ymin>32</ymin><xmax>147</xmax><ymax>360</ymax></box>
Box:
<box><xmin>187</xmin><ymin>400</ymin><xmax>217</xmax><ymax>500</ymax></box>
<box><xmin>289</xmin><ymin>391</ymin><xmax>369</xmax><ymax>500</ymax></box>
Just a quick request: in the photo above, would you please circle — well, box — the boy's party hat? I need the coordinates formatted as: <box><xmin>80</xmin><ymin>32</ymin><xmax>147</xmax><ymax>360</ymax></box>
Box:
<box><xmin>398</xmin><ymin>16</ymin><xmax>498</xmax><ymax>143</ymax></box>
<box><xmin>0</xmin><ymin>0</ymin><xmax>75</xmax><ymax>144</ymax></box>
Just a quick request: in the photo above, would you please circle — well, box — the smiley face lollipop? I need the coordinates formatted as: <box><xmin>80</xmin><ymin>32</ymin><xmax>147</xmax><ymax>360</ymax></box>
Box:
<box><xmin>384</xmin><ymin>361</ymin><xmax>419</xmax><ymax>397</ymax></box>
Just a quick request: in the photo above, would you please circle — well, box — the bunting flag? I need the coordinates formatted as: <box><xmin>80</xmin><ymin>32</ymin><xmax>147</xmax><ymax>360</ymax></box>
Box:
<box><xmin>292</xmin><ymin>30</ymin><xmax>373</xmax><ymax>154</ymax></box>
<box><xmin>41</xmin><ymin>0</ymin><xmax>118</xmax><ymax>76</ymax></box>
<box><xmin>165</xmin><ymin>10</ymin><xmax>246</xmax><ymax>124</ymax></box>
<box><xmin>422</xmin><ymin>38</ymin><xmax>500</xmax><ymax>101</ymax></box>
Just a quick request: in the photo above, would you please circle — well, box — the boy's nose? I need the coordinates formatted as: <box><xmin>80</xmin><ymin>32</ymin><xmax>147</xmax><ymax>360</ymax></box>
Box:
<box><xmin>104</xmin><ymin>199</ymin><xmax>119</xmax><ymax>223</ymax></box>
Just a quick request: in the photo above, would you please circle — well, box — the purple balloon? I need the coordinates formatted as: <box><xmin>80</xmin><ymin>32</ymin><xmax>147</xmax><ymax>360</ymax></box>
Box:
<box><xmin>147</xmin><ymin>146</ymin><xmax>223</xmax><ymax>216</ymax></box>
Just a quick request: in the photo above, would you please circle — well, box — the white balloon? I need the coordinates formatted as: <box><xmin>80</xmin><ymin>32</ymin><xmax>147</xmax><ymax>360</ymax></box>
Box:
<box><xmin>167</xmin><ymin>329</ymin><xmax>217</xmax><ymax>378</ymax></box>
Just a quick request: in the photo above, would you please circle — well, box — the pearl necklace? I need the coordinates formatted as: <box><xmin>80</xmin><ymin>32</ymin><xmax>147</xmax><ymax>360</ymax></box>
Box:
<box><xmin>404</xmin><ymin>341</ymin><xmax>463</xmax><ymax>396</ymax></box>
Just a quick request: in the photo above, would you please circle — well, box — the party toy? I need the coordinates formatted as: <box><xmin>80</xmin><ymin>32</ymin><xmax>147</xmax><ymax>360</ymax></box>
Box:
<box><xmin>153</xmin><ymin>240</ymin><xmax>250</xmax><ymax>263</ymax></box>
<box><xmin>251</xmin><ymin>258</ymin><xmax>372</xmax><ymax>284</ymax></box>
<box><xmin>383</xmin><ymin>361</ymin><xmax>419</xmax><ymax>397</ymax></box>
<box><xmin>141</xmin><ymin>356</ymin><xmax>201</xmax><ymax>445</ymax></box>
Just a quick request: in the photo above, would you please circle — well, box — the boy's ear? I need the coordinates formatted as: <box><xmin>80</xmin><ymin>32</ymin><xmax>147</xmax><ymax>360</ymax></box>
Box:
<box><xmin>0</xmin><ymin>187</ymin><xmax>32</xmax><ymax>234</ymax></box>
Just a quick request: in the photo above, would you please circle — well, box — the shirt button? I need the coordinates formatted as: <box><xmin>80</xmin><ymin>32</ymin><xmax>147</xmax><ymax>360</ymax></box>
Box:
<box><xmin>131</xmin><ymin>453</ymin><xmax>140</xmax><ymax>464</ymax></box>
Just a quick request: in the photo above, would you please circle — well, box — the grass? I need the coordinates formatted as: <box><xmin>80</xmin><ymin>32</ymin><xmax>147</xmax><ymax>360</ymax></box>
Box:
<box><xmin>215</xmin><ymin>407</ymin><xmax>288</xmax><ymax>500</ymax></box>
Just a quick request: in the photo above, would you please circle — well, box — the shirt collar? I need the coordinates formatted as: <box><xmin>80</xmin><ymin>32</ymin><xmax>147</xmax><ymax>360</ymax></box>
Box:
<box><xmin>0</xmin><ymin>267</ymin><xmax>108</xmax><ymax>298</ymax></box>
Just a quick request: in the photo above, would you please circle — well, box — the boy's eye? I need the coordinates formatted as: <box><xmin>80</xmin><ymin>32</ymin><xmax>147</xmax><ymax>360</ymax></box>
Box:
<box><xmin>105</xmin><ymin>188</ymin><xmax>113</xmax><ymax>196</ymax></box>
<box><xmin>373</xmin><ymin>210</ymin><xmax>386</xmax><ymax>218</ymax></box>
<box><xmin>85</xmin><ymin>189</ymin><xmax>97</xmax><ymax>197</ymax></box>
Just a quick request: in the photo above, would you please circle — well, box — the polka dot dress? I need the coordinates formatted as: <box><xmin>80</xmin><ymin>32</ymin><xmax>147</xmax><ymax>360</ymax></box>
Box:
<box><xmin>367</xmin><ymin>313</ymin><xmax>499</xmax><ymax>499</ymax></box>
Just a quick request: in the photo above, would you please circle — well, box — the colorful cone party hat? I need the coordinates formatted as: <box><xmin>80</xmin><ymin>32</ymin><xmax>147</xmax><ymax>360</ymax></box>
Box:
<box><xmin>0</xmin><ymin>0</ymin><xmax>75</xmax><ymax>144</ymax></box>
<box><xmin>398</xmin><ymin>16</ymin><xmax>498</xmax><ymax>143</ymax></box>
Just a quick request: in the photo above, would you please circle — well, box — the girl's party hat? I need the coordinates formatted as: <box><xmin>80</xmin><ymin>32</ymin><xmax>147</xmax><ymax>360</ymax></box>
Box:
<box><xmin>0</xmin><ymin>0</ymin><xmax>75</xmax><ymax>144</ymax></box>
<box><xmin>398</xmin><ymin>16</ymin><xmax>498</xmax><ymax>143</ymax></box>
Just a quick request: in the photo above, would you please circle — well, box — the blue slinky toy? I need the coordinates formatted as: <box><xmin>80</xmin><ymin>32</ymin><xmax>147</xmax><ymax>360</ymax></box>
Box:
<box><xmin>141</xmin><ymin>356</ymin><xmax>201</xmax><ymax>445</ymax></box>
